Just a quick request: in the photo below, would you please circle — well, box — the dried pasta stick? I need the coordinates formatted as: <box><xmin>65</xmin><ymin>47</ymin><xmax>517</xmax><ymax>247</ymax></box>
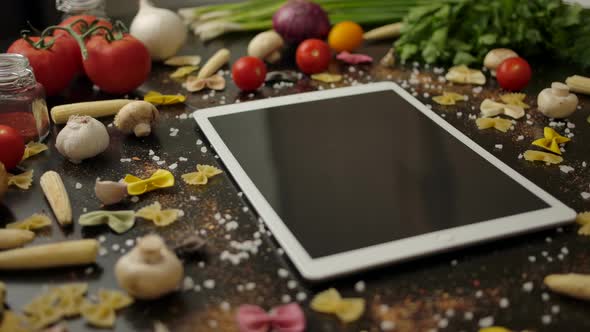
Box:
<box><xmin>50</xmin><ymin>99</ymin><xmax>132</xmax><ymax>124</ymax></box>
<box><xmin>544</xmin><ymin>273</ymin><xmax>590</xmax><ymax>301</ymax></box>
<box><xmin>0</xmin><ymin>229</ymin><xmax>35</xmax><ymax>249</ymax></box>
<box><xmin>0</xmin><ymin>239</ymin><xmax>98</xmax><ymax>270</ymax></box>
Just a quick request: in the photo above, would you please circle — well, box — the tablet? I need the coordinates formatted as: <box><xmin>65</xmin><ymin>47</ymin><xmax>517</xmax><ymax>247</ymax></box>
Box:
<box><xmin>194</xmin><ymin>82</ymin><xmax>575</xmax><ymax>281</ymax></box>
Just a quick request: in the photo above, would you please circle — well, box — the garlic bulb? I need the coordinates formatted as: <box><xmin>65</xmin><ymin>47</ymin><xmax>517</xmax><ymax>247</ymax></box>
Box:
<box><xmin>130</xmin><ymin>0</ymin><xmax>188</xmax><ymax>61</ymax></box>
<box><xmin>56</xmin><ymin>115</ymin><xmax>110</xmax><ymax>164</ymax></box>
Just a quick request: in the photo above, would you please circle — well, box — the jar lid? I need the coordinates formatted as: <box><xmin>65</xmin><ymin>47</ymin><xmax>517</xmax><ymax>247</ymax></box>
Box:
<box><xmin>0</xmin><ymin>53</ymin><xmax>36</xmax><ymax>91</ymax></box>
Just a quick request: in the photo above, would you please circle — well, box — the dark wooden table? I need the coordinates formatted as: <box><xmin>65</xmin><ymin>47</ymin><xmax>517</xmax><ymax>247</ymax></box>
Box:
<box><xmin>2</xmin><ymin>6</ymin><xmax>590</xmax><ymax>332</ymax></box>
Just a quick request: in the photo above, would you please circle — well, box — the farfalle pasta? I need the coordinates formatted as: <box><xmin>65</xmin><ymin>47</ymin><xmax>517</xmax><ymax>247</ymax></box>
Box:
<box><xmin>7</xmin><ymin>213</ymin><xmax>51</xmax><ymax>231</ymax></box>
<box><xmin>310</xmin><ymin>288</ymin><xmax>365</xmax><ymax>323</ymax></box>
<box><xmin>123</xmin><ymin>169</ymin><xmax>175</xmax><ymax>195</ymax></box>
<box><xmin>80</xmin><ymin>289</ymin><xmax>132</xmax><ymax>328</ymax></box>
<box><xmin>432</xmin><ymin>92</ymin><xmax>466</xmax><ymax>105</ymax></box>
<box><xmin>311</xmin><ymin>73</ymin><xmax>342</xmax><ymax>83</ymax></box>
<box><xmin>532</xmin><ymin>127</ymin><xmax>570</xmax><ymax>155</ymax></box>
<box><xmin>0</xmin><ymin>311</ymin><xmax>32</xmax><ymax>332</ymax></box>
<box><xmin>21</xmin><ymin>142</ymin><xmax>48</xmax><ymax>161</ymax></box>
<box><xmin>475</xmin><ymin>117</ymin><xmax>512</xmax><ymax>133</ymax></box>
<box><xmin>576</xmin><ymin>212</ymin><xmax>590</xmax><ymax>235</ymax></box>
<box><xmin>523</xmin><ymin>150</ymin><xmax>563</xmax><ymax>164</ymax></box>
<box><xmin>136</xmin><ymin>201</ymin><xmax>182</xmax><ymax>227</ymax></box>
<box><xmin>79</xmin><ymin>210</ymin><xmax>136</xmax><ymax>234</ymax></box>
<box><xmin>97</xmin><ymin>289</ymin><xmax>133</xmax><ymax>310</ymax></box>
<box><xmin>500</xmin><ymin>93</ymin><xmax>529</xmax><ymax>109</ymax></box>
<box><xmin>144</xmin><ymin>91</ymin><xmax>186</xmax><ymax>105</ymax></box>
<box><xmin>182</xmin><ymin>164</ymin><xmax>222</xmax><ymax>186</ymax></box>
<box><xmin>8</xmin><ymin>170</ymin><xmax>34</xmax><ymax>190</ymax></box>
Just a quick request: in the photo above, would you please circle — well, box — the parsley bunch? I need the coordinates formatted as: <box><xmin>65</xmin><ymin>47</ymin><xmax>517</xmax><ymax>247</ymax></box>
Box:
<box><xmin>395</xmin><ymin>0</ymin><xmax>590</xmax><ymax>68</ymax></box>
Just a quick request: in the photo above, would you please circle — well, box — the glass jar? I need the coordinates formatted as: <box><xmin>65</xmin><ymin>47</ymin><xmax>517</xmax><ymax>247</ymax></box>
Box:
<box><xmin>56</xmin><ymin>0</ymin><xmax>107</xmax><ymax>19</ymax></box>
<box><xmin>0</xmin><ymin>54</ymin><xmax>50</xmax><ymax>142</ymax></box>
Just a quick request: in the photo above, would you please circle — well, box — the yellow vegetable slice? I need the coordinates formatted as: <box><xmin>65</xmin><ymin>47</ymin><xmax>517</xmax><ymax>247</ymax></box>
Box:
<box><xmin>475</xmin><ymin>117</ymin><xmax>512</xmax><ymax>133</ymax></box>
<box><xmin>7</xmin><ymin>170</ymin><xmax>34</xmax><ymax>189</ymax></box>
<box><xmin>7</xmin><ymin>213</ymin><xmax>51</xmax><ymax>231</ymax></box>
<box><xmin>144</xmin><ymin>91</ymin><xmax>186</xmax><ymax>106</ymax></box>
<box><xmin>136</xmin><ymin>201</ymin><xmax>182</xmax><ymax>227</ymax></box>
<box><xmin>169</xmin><ymin>66</ymin><xmax>199</xmax><ymax>79</ymax></box>
<box><xmin>531</xmin><ymin>127</ymin><xmax>570</xmax><ymax>155</ymax></box>
<box><xmin>311</xmin><ymin>73</ymin><xmax>343</xmax><ymax>83</ymax></box>
<box><xmin>576</xmin><ymin>212</ymin><xmax>590</xmax><ymax>235</ymax></box>
<box><xmin>21</xmin><ymin>142</ymin><xmax>48</xmax><ymax>161</ymax></box>
<box><xmin>523</xmin><ymin>150</ymin><xmax>563</xmax><ymax>164</ymax></box>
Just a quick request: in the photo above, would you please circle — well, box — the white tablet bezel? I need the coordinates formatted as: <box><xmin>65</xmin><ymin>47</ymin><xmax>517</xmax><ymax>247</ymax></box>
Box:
<box><xmin>193</xmin><ymin>82</ymin><xmax>575</xmax><ymax>281</ymax></box>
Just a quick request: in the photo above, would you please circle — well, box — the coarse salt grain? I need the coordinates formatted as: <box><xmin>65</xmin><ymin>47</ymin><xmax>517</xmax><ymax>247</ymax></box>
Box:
<box><xmin>208</xmin><ymin>320</ymin><xmax>218</xmax><ymax>328</ymax></box>
<box><xmin>551</xmin><ymin>305</ymin><xmax>560</xmax><ymax>314</ymax></box>
<box><xmin>296</xmin><ymin>292</ymin><xmax>307</xmax><ymax>301</ymax></box>
<box><xmin>169</xmin><ymin>163</ymin><xmax>178</xmax><ymax>170</ymax></box>
<box><xmin>246</xmin><ymin>282</ymin><xmax>256</xmax><ymax>290</ymax></box>
<box><xmin>581</xmin><ymin>192</ymin><xmax>590</xmax><ymax>200</ymax></box>
<box><xmin>475</xmin><ymin>290</ymin><xmax>483</xmax><ymax>298</ymax></box>
<box><xmin>179</xmin><ymin>157</ymin><xmax>188</xmax><ymax>162</ymax></box>
<box><xmin>112</xmin><ymin>244</ymin><xmax>120</xmax><ymax>251</ymax></box>
<box><xmin>354</xmin><ymin>281</ymin><xmax>366</xmax><ymax>292</ymax></box>
<box><xmin>528</xmin><ymin>256</ymin><xmax>536</xmax><ymax>262</ymax></box>
<box><xmin>82</xmin><ymin>207</ymin><xmax>88</xmax><ymax>213</ymax></box>
<box><xmin>156</xmin><ymin>160</ymin><xmax>166</xmax><ymax>166</ymax></box>
<box><xmin>561</xmin><ymin>247</ymin><xmax>569</xmax><ymax>255</ymax></box>
<box><xmin>438</xmin><ymin>318</ymin><xmax>449</xmax><ymax>328</ymax></box>
<box><xmin>542</xmin><ymin>315</ymin><xmax>552</xmax><ymax>325</ymax></box>
<box><xmin>542</xmin><ymin>293</ymin><xmax>550</xmax><ymax>301</ymax></box>
<box><xmin>517</xmin><ymin>135</ymin><xmax>524</xmax><ymax>141</ymax></box>
<box><xmin>381</xmin><ymin>320</ymin><xmax>396</xmax><ymax>331</ymax></box>
<box><xmin>125</xmin><ymin>239</ymin><xmax>135</xmax><ymax>247</ymax></box>
<box><xmin>203</xmin><ymin>279</ymin><xmax>215</xmax><ymax>289</ymax></box>
<box><xmin>445</xmin><ymin>309</ymin><xmax>455</xmax><ymax>317</ymax></box>
<box><xmin>499</xmin><ymin>298</ymin><xmax>509</xmax><ymax>308</ymax></box>
<box><xmin>120</xmin><ymin>158</ymin><xmax>131</xmax><ymax>163</ymax></box>
<box><xmin>278</xmin><ymin>268</ymin><xmax>289</xmax><ymax>278</ymax></box>
<box><xmin>75</xmin><ymin>182</ymin><xmax>82</xmax><ymax>189</ymax></box>
<box><xmin>196</xmin><ymin>139</ymin><xmax>203</xmax><ymax>145</ymax></box>
<box><xmin>152</xmin><ymin>156</ymin><xmax>160</xmax><ymax>161</ymax></box>
<box><xmin>131</xmin><ymin>196</ymin><xmax>139</xmax><ymax>203</ymax></box>
<box><xmin>200</xmin><ymin>147</ymin><xmax>207</xmax><ymax>153</ymax></box>
<box><xmin>495</xmin><ymin>144</ymin><xmax>503</xmax><ymax>150</ymax></box>
<box><xmin>478</xmin><ymin>316</ymin><xmax>494</xmax><ymax>328</ymax></box>
<box><xmin>281</xmin><ymin>294</ymin><xmax>291</xmax><ymax>303</ymax></box>
<box><xmin>287</xmin><ymin>280</ymin><xmax>297</xmax><ymax>289</ymax></box>
<box><xmin>98</xmin><ymin>236</ymin><xmax>106</xmax><ymax>243</ymax></box>
<box><xmin>183</xmin><ymin>276</ymin><xmax>195</xmax><ymax>291</ymax></box>
<box><xmin>225</xmin><ymin>221</ymin><xmax>238</xmax><ymax>231</ymax></box>
<box><xmin>464</xmin><ymin>312</ymin><xmax>473</xmax><ymax>320</ymax></box>
<box><xmin>220</xmin><ymin>301</ymin><xmax>231</xmax><ymax>312</ymax></box>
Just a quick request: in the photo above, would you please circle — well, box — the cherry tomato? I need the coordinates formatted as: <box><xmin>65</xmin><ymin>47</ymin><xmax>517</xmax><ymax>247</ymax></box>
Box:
<box><xmin>328</xmin><ymin>21</ymin><xmax>364</xmax><ymax>52</ymax></box>
<box><xmin>0</xmin><ymin>125</ymin><xmax>25</xmax><ymax>170</ymax></box>
<box><xmin>496</xmin><ymin>57</ymin><xmax>532</xmax><ymax>91</ymax></box>
<box><xmin>296</xmin><ymin>39</ymin><xmax>331</xmax><ymax>75</ymax></box>
<box><xmin>7</xmin><ymin>35</ymin><xmax>78</xmax><ymax>96</ymax></box>
<box><xmin>83</xmin><ymin>33</ymin><xmax>151</xmax><ymax>94</ymax></box>
<box><xmin>232</xmin><ymin>56</ymin><xmax>267</xmax><ymax>91</ymax></box>
<box><xmin>54</xmin><ymin>15</ymin><xmax>113</xmax><ymax>74</ymax></box>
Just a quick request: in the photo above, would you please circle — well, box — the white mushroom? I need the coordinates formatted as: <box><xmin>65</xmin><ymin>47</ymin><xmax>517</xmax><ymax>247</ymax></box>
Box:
<box><xmin>247</xmin><ymin>30</ymin><xmax>284</xmax><ymax>64</ymax></box>
<box><xmin>537</xmin><ymin>82</ymin><xmax>578</xmax><ymax>119</ymax></box>
<box><xmin>483</xmin><ymin>48</ymin><xmax>518</xmax><ymax>76</ymax></box>
<box><xmin>115</xmin><ymin>234</ymin><xmax>183</xmax><ymax>300</ymax></box>
<box><xmin>114</xmin><ymin>101</ymin><xmax>159</xmax><ymax>137</ymax></box>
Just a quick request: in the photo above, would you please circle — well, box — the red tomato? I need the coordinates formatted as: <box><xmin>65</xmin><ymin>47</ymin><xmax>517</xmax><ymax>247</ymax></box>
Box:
<box><xmin>83</xmin><ymin>34</ymin><xmax>151</xmax><ymax>94</ymax></box>
<box><xmin>7</xmin><ymin>35</ymin><xmax>78</xmax><ymax>96</ymax></box>
<box><xmin>232</xmin><ymin>56</ymin><xmax>267</xmax><ymax>91</ymax></box>
<box><xmin>54</xmin><ymin>15</ymin><xmax>113</xmax><ymax>74</ymax></box>
<box><xmin>296</xmin><ymin>39</ymin><xmax>331</xmax><ymax>74</ymax></box>
<box><xmin>496</xmin><ymin>57</ymin><xmax>532</xmax><ymax>91</ymax></box>
<box><xmin>0</xmin><ymin>125</ymin><xmax>25</xmax><ymax>170</ymax></box>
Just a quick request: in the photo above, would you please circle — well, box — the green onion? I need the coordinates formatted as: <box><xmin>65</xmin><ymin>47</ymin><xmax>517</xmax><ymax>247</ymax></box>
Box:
<box><xmin>179</xmin><ymin>0</ymin><xmax>439</xmax><ymax>41</ymax></box>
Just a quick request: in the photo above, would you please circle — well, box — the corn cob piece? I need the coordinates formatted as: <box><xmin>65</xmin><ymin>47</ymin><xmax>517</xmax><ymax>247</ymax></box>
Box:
<box><xmin>50</xmin><ymin>99</ymin><xmax>132</xmax><ymax>124</ymax></box>
<box><xmin>364</xmin><ymin>22</ymin><xmax>403</xmax><ymax>41</ymax></box>
<box><xmin>565</xmin><ymin>75</ymin><xmax>590</xmax><ymax>95</ymax></box>
<box><xmin>40</xmin><ymin>171</ymin><xmax>72</xmax><ymax>226</ymax></box>
<box><xmin>0</xmin><ymin>239</ymin><xmax>98</xmax><ymax>270</ymax></box>
<box><xmin>0</xmin><ymin>229</ymin><xmax>35</xmax><ymax>249</ymax></box>
<box><xmin>544</xmin><ymin>273</ymin><xmax>590</xmax><ymax>301</ymax></box>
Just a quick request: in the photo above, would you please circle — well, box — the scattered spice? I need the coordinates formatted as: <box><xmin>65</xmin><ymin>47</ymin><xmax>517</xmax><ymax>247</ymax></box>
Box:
<box><xmin>136</xmin><ymin>201</ymin><xmax>182</xmax><ymax>226</ymax></box>
<box><xmin>172</xmin><ymin>234</ymin><xmax>207</xmax><ymax>256</ymax></box>
<box><xmin>144</xmin><ymin>91</ymin><xmax>186</xmax><ymax>106</ymax></box>
<box><xmin>432</xmin><ymin>92</ymin><xmax>466</xmax><ymax>105</ymax></box>
<box><xmin>523</xmin><ymin>150</ymin><xmax>563</xmax><ymax>164</ymax></box>
<box><xmin>7</xmin><ymin>170</ymin><xmax>34</xmax><ymax>189</ymax></box>
<box><xmin>79</xmin><ymin>210</ymin><xmax>136</xmax><ymax>234</ymax></box>
<box><xmin>445</xmin><ymin>65</ymin><xmax>485</xmax><ymax>85</ymax></box>
<box><xmin>500</xmin><ymin>93</ymin><xmax>529</xmax><ymax>109</ymax></box>
<box><xmin>311</xmin><ymin>72</ymin><xmax>342</xmax><ymax>83</ymax></box>
<box><xmin>169</xmin><ymin>66</ymin><xmax>199</xmax><ymax>79</ymax></box>
<box><xmin>475</xmin><ymin>117</ymin><xmax>512</xmax><ymax>133</ymax></box>
<box><xmin>182</xmin><ymin>164</ymin><xmax>223</xmax><ymax>186</ymax></box>
<box><xmin>185</xmin><ymin>74</ymin><xmax>226</xmax><ymax>92</ymax></box>
<box><xmin>310</xmin><ymin>288</ymin><xmax>365</xmax><ymax>323</ymax></box>
<box><xmin>7</xmin><ymin>213</ymin><xmax>51</xmax><ymax>231</ymax></box>
<box><xmin>21</xmin><ymin>142</ymin><xmax>48</xmax><ymax>161</ymax></box>
<box><xmin>532</xmin><ymin>127</ymin><xmax>570</xmax><ymax>155</ymax></box>
<box><xmin>576</xmin><ymin>212</ymin><xmax>590</xmax><ymax>235</ymax></box>
<box><xmin>124</xmin><ymin>169</ymin><xmax>175</xmax><ymax>196</ymax></box>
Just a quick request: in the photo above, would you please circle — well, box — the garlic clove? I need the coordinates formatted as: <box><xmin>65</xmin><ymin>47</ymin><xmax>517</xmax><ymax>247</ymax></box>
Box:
<box><xmin>95</xmin><ymin>180</ymin><xmax>128</xmax><ymax>205</ymax></box>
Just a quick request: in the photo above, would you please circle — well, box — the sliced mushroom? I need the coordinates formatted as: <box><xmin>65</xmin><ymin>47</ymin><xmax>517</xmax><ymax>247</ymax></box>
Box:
<box><xmin>247</xmin><ymin>30</ymin><xmax>284</xmax><ymax>64</ymax></box>
<box><xmin>114</xmin><ymin>101</ymin><xmax>159</xmax><ymax>137</ymax></box>
<box><xmin>483</xmin><ymin>48</ymin><xmax>518</xmax><ymax>76</ymax></box>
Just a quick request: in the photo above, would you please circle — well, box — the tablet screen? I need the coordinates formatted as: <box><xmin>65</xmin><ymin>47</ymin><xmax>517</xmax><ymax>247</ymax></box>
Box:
<box><xmin>209</xmin><ymin>90</ymin><xmax>549</xmax><ymax>259</ymax></box>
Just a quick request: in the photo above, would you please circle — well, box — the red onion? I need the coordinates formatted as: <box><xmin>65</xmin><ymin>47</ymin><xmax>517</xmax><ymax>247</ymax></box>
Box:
<box><xmin>272</xmin><ymin>0</ymin><xmax>330</xmax><ymax>44</ymax></box>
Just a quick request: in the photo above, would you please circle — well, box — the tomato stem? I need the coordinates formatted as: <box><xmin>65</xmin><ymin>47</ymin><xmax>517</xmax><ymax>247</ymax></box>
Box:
<box><xmin>20</xmin><ymin>30</ymin><xmax>55</xmax><ymax>50</ymax></box>
<box><xmin>39</xmin><ymin>25</ymin><xmax>89</xmax><ymax>59</ymax></box>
